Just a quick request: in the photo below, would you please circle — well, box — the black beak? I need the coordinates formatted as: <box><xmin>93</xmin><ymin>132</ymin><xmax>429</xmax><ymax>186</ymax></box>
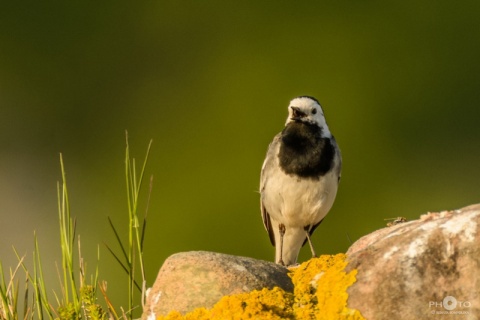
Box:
<box><xmin>290</xmin><ymin>107</ymin><xmax>306</xmax><ymax>121</ymax></box>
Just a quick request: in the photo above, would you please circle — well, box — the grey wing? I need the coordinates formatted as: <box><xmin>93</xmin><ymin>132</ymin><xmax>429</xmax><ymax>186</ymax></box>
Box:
<box><xmin>260</xmin><ymin>135</ymin><xmax>280</xmax><ymax>246</ymax></box>
<box><xmin>302</xmin><ymin>218</ymin><xmax>324</xmax><ymax>246</ymax></box>
<box><xmin>261</xmin><ymin>203</ymin><xmax>275</xmax><ymax>246</ymax></box>
<box><xmin>331</xmin><ymin>136</ymin><xmax>342</xmax><ymax>182</ymax></box>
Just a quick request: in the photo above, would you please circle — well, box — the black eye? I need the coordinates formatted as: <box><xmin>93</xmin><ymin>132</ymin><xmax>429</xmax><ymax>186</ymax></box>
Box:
<box><xmin>311</xmin><ymin>108</ymin><xmax>317</xmax><ymax>115</ymax></box>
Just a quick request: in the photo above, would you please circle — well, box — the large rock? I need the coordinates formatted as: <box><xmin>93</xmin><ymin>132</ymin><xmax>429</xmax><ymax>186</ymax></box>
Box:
<box><xmin>142</xmin><ymin>251</ymin><xmax>293</xmax><ymax>319</ymax></box>
<box><xmin>346</xmin><ymin>203</ymin><xmax>480</xmax><ymax>320</ymax></box>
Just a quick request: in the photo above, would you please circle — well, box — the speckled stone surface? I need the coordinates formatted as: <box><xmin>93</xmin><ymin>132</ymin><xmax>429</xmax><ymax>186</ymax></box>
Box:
<box><xmin>142</xmin><ymin>251</ymin><xmax>293</xmax><ymax>318</ymax></box>
<box><xmin>346</xmin><ymin>203</ymin><xmax>480</xmax><ymax>320</ymax></box>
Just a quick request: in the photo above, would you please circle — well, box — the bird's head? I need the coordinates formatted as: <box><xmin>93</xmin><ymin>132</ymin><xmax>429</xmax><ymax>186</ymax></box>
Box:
<box><xmin>286</xmin><ymin>96</ymin><xmax>331</xmax><ymax>137</ymax></box>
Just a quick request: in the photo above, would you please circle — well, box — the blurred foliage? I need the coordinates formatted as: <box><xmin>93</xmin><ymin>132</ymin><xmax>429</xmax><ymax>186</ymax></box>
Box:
<box><xmin>1</xmin><ymin>0</ymin><xmax>480</xmax><ymax>311</ymax></box>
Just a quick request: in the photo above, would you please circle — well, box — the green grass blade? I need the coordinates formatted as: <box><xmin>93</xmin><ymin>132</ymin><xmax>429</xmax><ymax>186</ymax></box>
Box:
<box><xmin>103</xmin><ymin>244</ymin><xmax>128</xmax><ymax>276</ymax></box>
<box><xmin>0</xmin><ymin>261</ymin><xmax>10</xmax><ymax>320</ymax></box>
<box><xmin>33</xmin><ymin>233</ymin><xmax>54</xmax><ymax>320</ymax></box>
<box><xmin>103</xmin><ymin>244</ymin><xmax>141</xmax><ymax>293</ymax></box>
<box><xmin>140</xmin><ymin>175</ymin><xmax>153</xmax><ymax>252</ymax></box>
<box><xmin>136</xmin><ymin>140</ymin><xmax>153</xmax><ymax>197</ymax></box>
<box><xmin>32</xmin><ymin>251</ymin><xmax>43</xmax><ymax>320</ymax></box>
<box><xmin>23</xmin><ymin>275</ymin><xmax>30</xmax><ymax>320</ymax></box>
<box><xmin>58</xmin><ymin>153</ymin><xmax>81</xmax><ymax>313</ymax></box>
<box><xmin>106</xmin><ymin>217</ymin><xmax>129</xmax><ymax>265</ymax></box>
<box><xmin>12</xmin><ymin>278</ymin><xmax>19</xmax><ymax>318</ymax></box>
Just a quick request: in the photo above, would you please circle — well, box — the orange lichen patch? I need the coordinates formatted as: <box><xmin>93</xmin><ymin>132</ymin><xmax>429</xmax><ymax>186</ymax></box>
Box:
<box><xmin>158</xmin><ymin>308</ymin><xmax>209</xmax><ymax>320</ymax></box>
<box><xmin>290</xmin><ymin>254</ymin><xmax>364</xmax><ymax>320</ymax></box>
<box><xmin>209</xmin><ymin>287</ymin><xmax>294</xmax><ymax>320</ymax></box>
<box><xmin>157</xmin><ymin>254</ymin><xmax>364</xmax><ymax>320</ymax></box>
<box><xmin>159</xmin><ymin>287</ymin><xmax>294</xmax><ymax>320</ymax></box>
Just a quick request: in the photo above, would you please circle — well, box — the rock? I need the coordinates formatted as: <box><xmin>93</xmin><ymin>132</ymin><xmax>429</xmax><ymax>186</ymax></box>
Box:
<box><xmin>153</xmin><ymin>254</ymin><xmax>365</xmax><ymax>320</ymax></box>
<box><xmin>142</xmin><ymin>251</ymin><xmax>293</xmax><ymax>319</ymax></box>
<box><xmin>346</xmin><ymin>203</ymin><xmax>480</xmax><ymax>320</ymax></box>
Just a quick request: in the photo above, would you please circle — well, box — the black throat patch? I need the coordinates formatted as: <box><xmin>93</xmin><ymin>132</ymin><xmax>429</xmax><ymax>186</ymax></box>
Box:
<box><xmin>278</xmin><ymin>121</ymin><xmax>335</xmax><ymax>179</ymax></box>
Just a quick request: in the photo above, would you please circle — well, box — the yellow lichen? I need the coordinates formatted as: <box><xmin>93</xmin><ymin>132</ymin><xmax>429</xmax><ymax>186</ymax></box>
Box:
<box><xmin>161</xmin><ymin>287</ymin><xmax>294</xmax><ymax>320</ymax></box>
<box><xmin>157</xmin><ymin>254</ymin><xmax>365</xmax><ymax>320</ymax></box>
<box><xmin>290</xmin><ymin>254</ymin><xmax>364</xmax><ymax>320</ymax></box>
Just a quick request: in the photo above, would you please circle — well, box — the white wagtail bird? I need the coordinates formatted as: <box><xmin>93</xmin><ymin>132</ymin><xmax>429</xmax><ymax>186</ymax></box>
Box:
<box><xmin>260</xmin><ymin>96</ymin><xmax>342</xmax><ymax>266</ymax></box>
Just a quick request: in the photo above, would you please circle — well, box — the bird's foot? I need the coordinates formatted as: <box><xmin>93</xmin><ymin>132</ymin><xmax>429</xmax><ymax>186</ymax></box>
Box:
<box><xmin>287</xmin><ymin>263</ymin><xmax>300</xmax><ymax>270</ymax></box>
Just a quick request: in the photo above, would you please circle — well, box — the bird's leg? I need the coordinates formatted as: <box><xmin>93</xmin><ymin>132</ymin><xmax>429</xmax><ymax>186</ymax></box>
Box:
<box><xmin>304</xmin><ymin>225</ymin><xmax>317</xmax><ymax>258</ymax></box>
<box><xmin>278</xmin><ymin>223</ymin><xmax>286</xmax><ymax>266</ymax></box>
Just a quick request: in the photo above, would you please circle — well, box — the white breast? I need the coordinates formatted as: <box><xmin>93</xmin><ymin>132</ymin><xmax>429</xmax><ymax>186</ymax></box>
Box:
<box><xmin>262</xmin><ymin>160</ymin><xmax>339</xmax><ymax>228</ymax></box>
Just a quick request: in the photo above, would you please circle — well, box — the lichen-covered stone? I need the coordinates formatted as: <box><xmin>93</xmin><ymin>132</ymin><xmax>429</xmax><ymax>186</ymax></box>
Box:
<box><xmin>142</xmin><ymin>251</ymin><xmax>293</xmax><ymax>319</ymax></box>
<box><xmin>144</xmin><ymin>204</ymin><xmax>480</xmax><ymax>319</ymax></box>
<box><xmin>346</xmin><ymin>203</ymin><xmax>480</xmax><ymax>320</ymax></box>
<box><xmin>290</xmin><ymin>254</ymin><xmax>364</xmax><ymax>319</ymax></box>
<box><xmin>155</xmin><ymin>254</ymin><xmax>365</xmax><ymax>320</ymax></box>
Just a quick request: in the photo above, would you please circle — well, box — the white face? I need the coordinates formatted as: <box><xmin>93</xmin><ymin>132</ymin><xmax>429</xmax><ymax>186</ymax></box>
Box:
<box><xmin>285</xmin><ymin>96</ymin><xmax>331</xmax><ymax>137</ymax></box>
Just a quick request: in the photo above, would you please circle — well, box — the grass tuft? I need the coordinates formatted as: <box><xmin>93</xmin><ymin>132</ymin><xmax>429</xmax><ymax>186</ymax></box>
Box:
<box><xmin>0</xmin><ymin>135</ymin><xmax>153</xmax><ymax>320</ymax></box>
<box><xmin>106</xmin><ymin>131</ymin><xmax>153</xmax><ymax>317</ymax></box>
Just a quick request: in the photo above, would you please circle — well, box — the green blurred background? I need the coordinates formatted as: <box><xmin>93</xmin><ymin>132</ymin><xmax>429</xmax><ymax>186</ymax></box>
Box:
<box><xmin>1</xmin><ymin>0</ymin><xmax>480</xmax><ymax>313</ymax></box>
